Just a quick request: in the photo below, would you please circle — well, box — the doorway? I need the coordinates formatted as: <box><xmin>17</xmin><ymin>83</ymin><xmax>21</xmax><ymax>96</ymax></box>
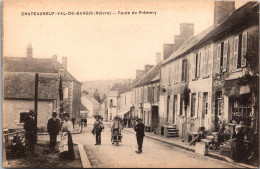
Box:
<box><xmin>173</xmin><ymin>95</ymin><xmax>177</xmax><ymax>124</ymax></box>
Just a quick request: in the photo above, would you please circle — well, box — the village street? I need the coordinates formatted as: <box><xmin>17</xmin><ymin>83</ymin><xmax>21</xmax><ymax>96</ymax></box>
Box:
<box><xmin>69</xmin><ymin>119</ymin><xmax>242</xmax><ymax>168</ymax></box>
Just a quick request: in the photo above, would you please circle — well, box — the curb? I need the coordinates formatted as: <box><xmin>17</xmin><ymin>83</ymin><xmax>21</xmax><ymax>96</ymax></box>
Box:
<box><xmin>124</xmin><ymin>129</ymin><xmax>256</xmax><ymax>168</ymax></box>
<box><xmin>74</xmin><ymin>141</ymin><xmax>92</xmax><ymax>168</ymax></box>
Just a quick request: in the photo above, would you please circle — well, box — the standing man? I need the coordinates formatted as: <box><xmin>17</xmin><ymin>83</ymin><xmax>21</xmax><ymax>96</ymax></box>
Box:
<box><xmin>71</xmin><ymin>117</ymin><xmax>76</xmax><ymax>129</ymax></box>
<box><xmin>134</xmin><ymin>118</ymin><xmax>145</xmax><ymax>154</ymax></box>
<box><xmin>47</xmin><ymin>112</ymin><xmax>61</xmax><ymax>152</ymax></box>
<box><xmin>24</xmin><ymin>110</ymin><xmax>37</xmax><ymax>157</ymax></box>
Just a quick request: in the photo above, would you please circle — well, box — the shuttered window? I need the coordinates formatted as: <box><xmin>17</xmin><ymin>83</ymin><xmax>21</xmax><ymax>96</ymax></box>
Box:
<box><xmin>206</xmin><ymin>50</ymin><xmax>211</xmax><ymax>76</ymax></box>
<box><xmin>233</xmin><ymin>32</ymin><xmax>247</xmax><ymax>69</ymax></box>
<box><xmin>197</xmin><ymin>53</ymin><xmax>201</xmax><ymax>78</ymax></box>
<box><xmin>181</xmin><ymin>59</ymin><xmax>187</xmax><ymax>82</ymax></box>
<box><xmin>216</xmin><ymin>44</ymin><xmax>221</xmax><ymax>73</ymax></box>
<box><xmin>233</xmin><ymin>36</ymin><xmax>239</xmax><ymax>69</ymax></box>
<box><xmin>241</xmin><ymin>32</ymin><xmax>247</xmax><ymax>67</ymax></box>
<box><xmin>223</xmin><ymin>40</ymin><xmax>228</xmax><ymax>72</ymax></box>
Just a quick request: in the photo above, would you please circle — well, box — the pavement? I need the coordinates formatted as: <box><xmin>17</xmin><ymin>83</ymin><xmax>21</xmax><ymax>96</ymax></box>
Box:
<box><xmin>72</xmin><ymin>122</ymin><xmax>245</xmax><ymax>168</ymax></box>
<box><xmin>37</xmin><ymin>119</ymin><xmax>255</xmax><ymax>168</ymax></box>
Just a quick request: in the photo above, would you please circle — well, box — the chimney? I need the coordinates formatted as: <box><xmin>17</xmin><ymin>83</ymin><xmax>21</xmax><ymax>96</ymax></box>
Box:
<box><xmin>62</xmin><ymin>56</ymin><xmax>67</xmax><ymax>70</ymax></box>
<box><xmin>156</xmin><ymin>52</ymin><xmax>161</xmax><ymax>64</ymax></box>
<box><xmin>214</xmin><ymin>1</ymin><xmax>235</xmax><ymax>26</ymax></box>
<box><xmin>163</xmin><ymin>44</ymin><xmax>174</xmax><ymax>60</ymax></box>
<box><xmin>179</xmin><ymin>23</ymin><xmax>194</xmax><ymax>39</ymax></box>
<box><xmin>136</xmin><ymin>70</ymin><xmax>145</xmax><ymax>79</ymax></box>
<box><xmin>52</xmin><ymin>55</ymin><xmax>58</xmax><ymax>61</ymax></box>
<box><xmin>26</xmin><ymin>43</ymin><xmax>33</xmax><ymax>58</ymax></box>
<box><xmin>145</xmin><ymin>64</ymin><xmax>154</xmax><ymax>73</ymax></box>
<box><xmin>174</xmin><ymin>23</ymin><xmax>194</xmax><ymax>51</ymax></box>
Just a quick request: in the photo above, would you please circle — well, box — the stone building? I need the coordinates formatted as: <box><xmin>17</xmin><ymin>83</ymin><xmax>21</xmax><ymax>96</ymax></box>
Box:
<box><xmin>3</xmin><ymin>45</ymin><xmax>82</xmax><ymax>123</ymax></box>
<box><xmin>3</xmin><ymin>72</ymin><xmax>59</xmax><ymax>129</ymax></box>
<box><xmin>81</xmin><ymin>95</ymin><xmax>100</xmax><ymax>118</ymax></box>
<box><xmin>159</xmin><ymin>2</ymin><xmax>259</xmax><ymax>142</ymax></box>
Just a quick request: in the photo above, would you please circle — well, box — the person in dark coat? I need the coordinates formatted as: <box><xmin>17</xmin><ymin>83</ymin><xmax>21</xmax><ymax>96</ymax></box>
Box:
<box><xmin>24</xmin><ymin>110</ymin><xmax>37</xmax><ymax>157</ymax></box>
<box><xmin>71</xmin><ymin>117</ymin><xmax>76</xmax><ymax>129</ymax></box>
<box><xmin>93</xmin><ymin>116</ymin><xmax>104</xmax><ymax>145</ymax></box>
<box><xmin>47</xmin><ymin>112</ymin><xmax>61</xmax><ymax>152</ymax></box>
<box><xmin>84</xmin><ymin>117</ymin><xmax>87</xmax><ymax>127</ymax></box>
<box><xmin>134</xmin><ymin>118</ymin><xmax>145</xmax><ymax>154</ymax></box>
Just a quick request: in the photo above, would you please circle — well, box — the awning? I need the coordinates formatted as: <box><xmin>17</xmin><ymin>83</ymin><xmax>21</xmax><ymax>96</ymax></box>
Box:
<box><xmin>224</xmin><ymin>79</ymin><xmax>251</xmax><ymax>97</ymax></box>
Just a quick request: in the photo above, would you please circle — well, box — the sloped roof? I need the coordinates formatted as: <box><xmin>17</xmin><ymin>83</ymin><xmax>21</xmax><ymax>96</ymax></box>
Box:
<box><xmin>162</xmin><ymin>26</ymin><xmax>214</xmax><ymax>66</ymax></box>
<box><xmin>134</xmin><ymin>60</ymin><xmax>163</xmax><ymax>88</ymax></box>
<box><xmin>192</xmin><ymin>2</ymin><xmax>259</xmax><ymax>49</ymax></box>
<box><xmin>86</xmin><ymin>96</ymin><xmax>100</xmax><ymax>105</ymax></box>
<box><xmin>130</xmin><ymin>75</ymin><xmax>143</xmax><ymax>88</ymax></box>
<box><xmin>151</xmin><ymin>74</ymin><xmax>160</xmax><ymax>82</ymax></box>
<box><xmin>4</xmin><ymin>72</ymin><xmax>59</xmax><ymax>100</ymax></box>
<box><xmin>108</xmin><ymin>91</ymin><xmax>119</xmax><ymax>97</ymax></box>
<box><xmin>80</xmin><ymin>103</ymin><xmax>88</xmax><ymax>111</ymax></box>
<box><xmin>111</xmin><ymin>83</ymin><xmax>131</xmax><ymax>95</ymax></box>
<box><xmin>162</xmin><ymin>2</ymin><xmax>259</xmax><ymax>66</ymax></box>
<box><xmin>3</xmin><ymin>56</ymin><xmax>82</xmax><ymax>84</ymax></box>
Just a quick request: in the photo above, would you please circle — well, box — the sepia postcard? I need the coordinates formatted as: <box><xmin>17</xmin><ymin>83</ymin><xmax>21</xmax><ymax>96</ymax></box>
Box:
<box><xmin>2</xmin><ymin>0</ymin><xmax>259</xmax><ymax>168</ymax></box>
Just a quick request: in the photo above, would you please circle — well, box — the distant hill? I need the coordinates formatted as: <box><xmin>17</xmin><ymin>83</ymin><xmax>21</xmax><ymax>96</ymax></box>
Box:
<box><xmin>81</xmin><ymin>79</ymin><xmax>133</xmax><ymax>97</ymax></box>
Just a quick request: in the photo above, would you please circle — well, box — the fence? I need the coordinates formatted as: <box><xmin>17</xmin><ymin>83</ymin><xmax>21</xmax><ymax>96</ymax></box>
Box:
<box><xmin>3</xmin><ymin>129</ymin><xmax>26</xmax><ymax>163</ymax></box>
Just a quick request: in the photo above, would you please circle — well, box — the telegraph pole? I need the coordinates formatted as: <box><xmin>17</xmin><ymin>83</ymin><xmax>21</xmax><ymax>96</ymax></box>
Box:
<box><xmin>34</xmin><ymin>73</ymin><xmax>39</xmax><ymax>143</ymax></box>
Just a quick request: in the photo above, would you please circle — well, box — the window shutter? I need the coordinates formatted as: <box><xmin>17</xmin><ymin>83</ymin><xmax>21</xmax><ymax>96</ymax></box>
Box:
<box><xmin>197</xmin><ymin>53</ymin><xmax>201</xmax><ymax>78</ymax></box>
<box><xmin>207</xmin><ymin>50</ymin><xmax>211</xmax><ymax>76</ymax></box>
<box><xmin>233</xmin><ymin>36</ymin><xmax>239</xmax><ymax>69</ymax></box>
<box><xmin>203</xmin><ymin>51</ymin><xmax>207</xmax><ymax>77</ymax></box>
<box><xmin>178</xmin><ymin>60</ymin><xmax>181</xmax><ymax>82</ymax></box>
<box><xmin>223</xmin><ymin>40</ymin><xmax>228</xmax><ymax>72</ymax></box>
<box><xmin>217</xmin><ymin>44</ymin><xmax>221</xmax><ymax>73</ymax></box>
<box><xmin>192</xmin><ymin>54</ymin><xmax>196</xmax><ymax>79</ymax></box>
<box><xmin>241</xmin><ymin>32</ymin><xmax>247</xmax><ymax>67</ymax></box>
<box><xmin>184</xmin><ymin>59</ymin><xmax>187</xmax><ymax>82</ymax></box>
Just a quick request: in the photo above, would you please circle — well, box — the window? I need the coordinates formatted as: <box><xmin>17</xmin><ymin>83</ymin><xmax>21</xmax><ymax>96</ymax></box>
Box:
<box><xmin>152</xmin><ymin>86</ymin><xmax>155</xmax><ymax>102</ymax></box>
<box><xmin>216</xmin><ymin>91</ymin><xmax>223</xmax><ymax>117</ymax></box>
<box><xmin>173</xmin><ymin>95</ymin><xmax>177</xmax><ymax>123</ymax></box>
<box><xmin>203</xmin><ymin>93</ymin><xmax>208</xmax><ymax>115</ymax></box>
<box><xmin>110</xmin><ymin>99</ymin><xmax>113</xmax><ymax>106</ymax></box>
<box><xmin>193</xmin><ymin>53</ymin><xmax>200</xmax><ymax>79</ymax></box>
<box><xmin>157</xmin><ymin>85</ymin><xmax>160</xmax><ymax>102</ymax></box>
<box><xmin>148</xmin><ymin>87</ymin><xmax>151</xmax><ymax>102</ymax></box>
<box><xmin>191</xmin><ymin>93</ymin><xmax>196</xmax><ymax>117</ymax></box>
<box><xmin>180</xmin><ymin>94</ymin><xmax>184</xmax><ymax>116</ymax></box>
<box><xmin>233</xmin><ymin>32</ymin><xmax>247</xmax><ymax>69</ymax></box>
<box><xmin>181</xmin><ymin>59</ymin><xmax>188</xmax><ymax>82</ymax></box>
<box><xmin>217</xmin><ymin>41</ymin><xmax>229</xmax><ymax>73</ymax></box>
<box><xmin>231</xmin><ymin>95</ymin><xmax>252</xmax><ymax>126</ymax></box>
<box><xmin>20</xmin><ymin>112</ymin><xmax>29</xmax><ymax>123</ymax></box>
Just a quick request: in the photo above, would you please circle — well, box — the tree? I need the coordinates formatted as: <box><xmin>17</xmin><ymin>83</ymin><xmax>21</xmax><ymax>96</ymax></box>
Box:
<box><xmin>94</xmin><ymin>89</ymin><xmax>101</xmax><ymax>103</ymax></box>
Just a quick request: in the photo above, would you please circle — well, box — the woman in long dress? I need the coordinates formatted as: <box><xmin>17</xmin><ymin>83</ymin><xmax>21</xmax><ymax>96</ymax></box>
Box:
<box><xmin>59</xmin><ymin>113</ymin><xmax>75</xmax><ymax>160</ymax></box>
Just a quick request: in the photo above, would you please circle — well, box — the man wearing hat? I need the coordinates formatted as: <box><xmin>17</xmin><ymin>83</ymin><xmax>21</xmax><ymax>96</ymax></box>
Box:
<box><xmin>134</xmin><ymin>118</ymin><xmax>145</xmax><ymax>154</ymax></box>
<box><xmin>47</xmin><ymin>111</ymin><xmax>61</xmax><ymax>152</ymax></box>
<box><xmin>24</xmin><ymin>110</ymin><xmax>37</xmax><ymax>157</ymax></box>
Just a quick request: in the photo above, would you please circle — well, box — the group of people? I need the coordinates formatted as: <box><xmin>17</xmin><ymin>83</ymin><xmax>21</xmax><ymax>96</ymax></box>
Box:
<box><xmin>81</xmin><ymin>117</ymin><xmax>88</xmax><ymax>127</ymax></box>
<box><xmin>24</xmin><ymin>110</ymin><xmax>75</xmax><ymax>160</ymax></box>
<box><xmin>47</xmin><ymin>112</ymin><xmax>75</xmax><ymax>159</ymax></box>
<box><xmin>24</xmin><ymin>110</ymin><xmax>146</xmax><ymax>161</ymax></box>
<box><xmin>91</xmin><ymin>115</ymin><xmax>145</xmax><ymax>154</ymax></box>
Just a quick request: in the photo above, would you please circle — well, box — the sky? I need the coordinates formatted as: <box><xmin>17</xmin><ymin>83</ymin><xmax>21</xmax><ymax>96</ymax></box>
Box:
<box><xmin>3</xmin><ymin>0</ymin><xmax>248</xmax><ymax>81</ymax></box>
